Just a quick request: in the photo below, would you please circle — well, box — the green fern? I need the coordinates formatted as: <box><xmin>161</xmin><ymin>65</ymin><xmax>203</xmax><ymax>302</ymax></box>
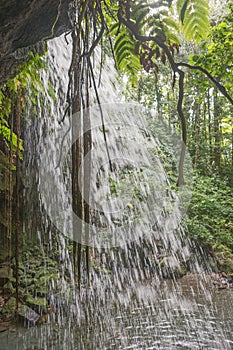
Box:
<box><xmin>131</xmin><ymin>1</ymin><xmax>180</xmax><ymax>45</ymax></box>
<box><xmin>110</xmin><ymin>0</ymin><xmax>180</xmax><ymax>81</ymax></box>
<box><xmin>177</xmin><ymin>0</ymin><xmax>210</xmax><ymax>43</ymax></box>
<box><xmin>110</xmin><ymin>24</ymin><xmax>141</xmax><ymax>81</ymax></box>
<box><xmin>131</xmin><ymin>2</ymin><xmax>150</xmax><ymax>32</ymax></box>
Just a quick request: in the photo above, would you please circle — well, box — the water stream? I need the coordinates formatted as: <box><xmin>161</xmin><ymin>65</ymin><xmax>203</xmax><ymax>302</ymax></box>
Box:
<box><xmin>1</xmin><ymin>35</ymin><xmax>232</xmax><ymax>350</ymax></box>
<box><xmin>1</xmin><ymin>276</ymin><xmax>232</xmax><ymax>349</ymax></box>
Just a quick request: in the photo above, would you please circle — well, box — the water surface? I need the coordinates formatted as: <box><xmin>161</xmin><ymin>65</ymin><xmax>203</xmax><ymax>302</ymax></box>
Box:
<box><xmin>1</xmin><ymin>275</ymin><xmax>232</xmax><ymax>350</ymax></box>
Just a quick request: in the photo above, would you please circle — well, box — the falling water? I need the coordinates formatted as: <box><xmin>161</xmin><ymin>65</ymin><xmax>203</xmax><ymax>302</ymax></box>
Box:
<box><xmin>0</xmin><ymin>34</ymin><xmax>232</xmax><ymax>350</ymax></box>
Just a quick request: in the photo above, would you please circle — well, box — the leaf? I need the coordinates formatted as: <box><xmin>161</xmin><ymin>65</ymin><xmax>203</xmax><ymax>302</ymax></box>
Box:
<box><xmin>177</xmin><ymin>0</ymin><xmax>210</xmax><ymax>43</ymax></box>
<box><xmin>179</xmin><ymin>0</ymin><xmax>189</xmax><ymax>24</ymax></box>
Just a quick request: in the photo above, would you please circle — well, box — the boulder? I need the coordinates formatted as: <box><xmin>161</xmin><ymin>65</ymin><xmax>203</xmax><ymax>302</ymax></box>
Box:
<box><xmin>2</xmin><ymin>297</ymin><xmax>40</xmax><ymax>326</ymax></box>
<box><xmin>18</xmin><ymin>304</ymin><xmax>40</xmax><ymax>326</ymax></box>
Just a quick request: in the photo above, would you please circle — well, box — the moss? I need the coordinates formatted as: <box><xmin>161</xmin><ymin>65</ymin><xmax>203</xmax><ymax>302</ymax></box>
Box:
<box><xmin>215</xmin><ymin>244</ymin><xmax>233</xmax><ymax>274</ymax></box>
<box><xmin>160</xmin><ymin>256</ymin><xmax>187</xmax><ymax>279</ymax></box>
<box><xmin>26</xmin><ymin>296</ymin><xmax>48</xmax><ymax>314</ymax></box>
<box><xmin>1</xmin><ymin>297</ymin><xmax>17</xmax><ymax>317</ymax></box>
<box><xmin>3</xmin><ymin>281</ymin><xmax>14</xmax><ymax>293</ymax></box>
<box><xmin>0</xmin><ymin>265</ymin><xmax>13</xmax><ymax>286</ymax></box>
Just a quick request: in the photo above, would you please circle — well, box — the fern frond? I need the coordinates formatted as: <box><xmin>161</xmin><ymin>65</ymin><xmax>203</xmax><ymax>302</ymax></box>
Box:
<box><xmin>131</xmin><ymin>3</ymin><xmax>150</xmax><ymax>21</ymax></box>
<box><xmin>114</xmin><ymin>31</ymin><xmax>133</xmax><ymax>53</ymax></box>
<box><xmin>162</xmin><ymin>17</ymin><xmax>180</xmax><ymax>32</ymax></box>
<box><xmin>135</xmin><ymin>8</ymin><xmax>150</xmax><ymax>28</ymax></box>
<box><xmin>131</xmin><ymin>1</ymin><xmax>151</xmax><ymax>33</ymax></box>
<box><xmin>109</xmin><ymin>22</ymin><xmax>121</xmax><ymax>36</ymax></box>
<box><xmin>113</xmin><ymin>26</ymin><xmax>141</xmax><ymax>76</ymax></box>
<box><xmin>117</xmin><ymin>45</ymin><xmax>136</xmax><ymax>63</ymax></box>
<box><xmin>166</xmin><ymin>31</ymin><xmax>181</xmax><ymax>45</ymax></box>
<box><xmin>118</xmin><ymin>51</ymin><xmax>141</xmax><ymax>69</ymax></box>
<box><xmin>177</xmin><ymin>0</ymin><xmax>210</xmax><ymax>43</ymax></box>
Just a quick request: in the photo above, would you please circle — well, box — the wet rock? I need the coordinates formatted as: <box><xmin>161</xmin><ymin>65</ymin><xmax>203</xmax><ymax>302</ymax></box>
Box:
<box><xmin>26</xmin><ymin>295</ymin><xmax>48</xmax><ymax>314</ymax></box>
<box><xmin>0</xmin><ymin>0</ymin><xmax>72</xmax><ymax>84</ymax></box>
<box><xmin>0</xmin><ymin>321</ymin><xmax>11</xmax><ymax>333</ymax></box>
<box><xmin>212</xmin><ymin>272</ymin><xmax>233</xmax><ymax>289</ymax></box>
<box><xmin>36</xmin><ymin>313</ymin><xmax>50</xmax><ymax>325</ymax></box>
<box><xmin>160</xmin><ymin>256</ymin><xmax>186</xmax><ymax>279</ymax></box>
<box><xmin>18</xmin><ymin>305</ymin><xmax>40</xmax><ymax>326</ymax></box>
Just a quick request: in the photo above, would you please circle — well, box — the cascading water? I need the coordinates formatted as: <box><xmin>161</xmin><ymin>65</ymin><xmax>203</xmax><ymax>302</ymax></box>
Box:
<box><xmin>0</xmin><ymin>34</ymin><xmax>232</xmax><ymax>350</ymax></box>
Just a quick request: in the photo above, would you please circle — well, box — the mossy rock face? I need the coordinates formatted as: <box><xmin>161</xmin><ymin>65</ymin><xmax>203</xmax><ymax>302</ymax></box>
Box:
<box><xmin>160</xmin><ymin>256</ymin><xmax>187</xmax><ymax>279</ymax></box>
<box><xmin>43</xmin><ymin>258</ymin><xmax>58</xmax><ymax>267</ymax></box>
<box><xmin>2</xmin><ymin>281</ymin><xmax>14</xmax><ymax>293</ymax></box>
<box><xmin>20</xmin><ymin>277</ymin><xmax>35</xmax><ymax>288</ymax></box>
<box><xmin>37</xmin><ymin>266</ymin><xmax>57</xmax><ymax>278</ymax></box>
<box><xmin>0</xmin><ymin>240</ymin><xmax>12</xmax><ymax>263</ymax></box>
<box><xmin>0</xmin><ymin>265</ymin><xmax>13</xmax><ymax>287</ymax></box>
<box><xmin>26</xmin><ymin>296</ymin><xmax>48</xmax><ymax>314</ymax></box>
<box><xmin>220</xmin><ymin>259</ymin><xmax>233</xmax><ymax>274</ymax></box>
<box><xmin>215</xmin><ymin>245</ymin><xmax>233</xmax><ymax>274</ymax></box>
<box><xmin>0</xmin><ymin>0</ymin><xmax>72</xmax><ymax>84</ymax></box>
<box><xmin>1</xmin><ymin>297</ymin><xmax>16</xmax><ymax>317</ymax></box>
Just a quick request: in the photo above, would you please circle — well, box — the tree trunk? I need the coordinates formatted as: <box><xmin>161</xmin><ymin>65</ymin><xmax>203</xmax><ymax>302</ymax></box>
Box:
<box><xmin>213</xmin><ymin>88</ymin><xmax>221</xmax><ymax>171</ymax></box>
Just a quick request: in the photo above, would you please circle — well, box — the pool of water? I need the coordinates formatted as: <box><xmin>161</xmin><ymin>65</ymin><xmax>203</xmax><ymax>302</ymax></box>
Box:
<box><xmin>0</xmin><ymin>275</ymin><xmax>232</xmax><ymax>350</ymax></box>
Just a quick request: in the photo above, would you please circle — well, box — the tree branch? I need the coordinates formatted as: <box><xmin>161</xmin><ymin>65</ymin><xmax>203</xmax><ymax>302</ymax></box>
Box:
<box><xmin>118</xmin><ymin>13</ymin><xmax>186</xmax><ymax>185</ymax></box>
<box><xmin>177</xmin><ymin>62</ymin><xmax>233</xmax><ymax>105</ymax></box>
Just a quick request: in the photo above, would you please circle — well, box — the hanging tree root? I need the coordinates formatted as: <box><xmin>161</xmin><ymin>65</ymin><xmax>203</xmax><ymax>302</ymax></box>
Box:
<box><xmin>117</xmin><ymin>12</ymin><xmax>187</xmax><ymax>186</ymax></box>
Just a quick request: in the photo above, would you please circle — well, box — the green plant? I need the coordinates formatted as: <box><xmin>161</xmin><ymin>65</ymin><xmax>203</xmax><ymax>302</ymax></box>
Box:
<box><xmin>0</xmin><ymin>52</ymin><xmax>47</xmax><ymax>169</ymax></box>
<box><xmin>186</xmin><ymin>174</ymin><xmax>233</xmax><ymax>252</ymax></box>
<box><xmin>177</xmin><ymin>0</ymin><xmax>210</xmax><ymax>42</ymax></box>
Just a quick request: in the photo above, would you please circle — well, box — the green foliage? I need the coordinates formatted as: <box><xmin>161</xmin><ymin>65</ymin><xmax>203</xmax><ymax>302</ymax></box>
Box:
<box><xmin>109</xmin><ymin>0</ymin><xmax>211</xmax><ymax>83</ymax></box>
<box><xmin>110</xmin><ymin>25</ymin><xmax>141</xmax><ymax>83</ymax></box>
<box><xmin>131</xmin><ymin>0</ymin><xmax>180</xmax><ymax>43</ymax></box>
<box><xmin>186</xmin><ymin>174</ymin><xmax>233</xmax><ymax>253</ymax></box>
<box><xmin>0</xmin><ymin>125</ymin><xmax>23</xmax><ymax>158</ymax></box>
<box><xmin>116</xmin><ymin>1</ymin><xmax>231</xmax><ymax>271</ymax></box>
<box><xmin>177</xmin><ymin>0</ymin><xmax>210</xmax><ymax>43</ymax></box>
<box><xmin>7</xmin><ymin>52</ymin><xmax>46</xmax><ymax>99</ymax></box>
<box><xmin>186</xmin><ymin>5</ymin><xmax>233</xmax><ymax>178</ymax></box>
<box><xmin>189</xmin><ymin>4</ymin><xmax>233</xmax><ymax>93</ymax></box>
<box><xmin>109</xmin><ymin>0</ymin><xmax>181</xmax><ymax>83</ymax></box>
<box><xmin>0</xmin><ymin>51</ymin><xmax>46</xmax><ymax>180</ymax></box>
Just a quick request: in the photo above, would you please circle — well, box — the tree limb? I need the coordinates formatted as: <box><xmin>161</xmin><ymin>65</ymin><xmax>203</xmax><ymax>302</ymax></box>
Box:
<box><xmin>177</xmin><ymin>62</ymin><xmax>233</xmax><ymax>105</ymax></box>
<box><xmin>118</xmin><ymin>13</ymin><xmax>186</xmax><ymax>185</ymax></box>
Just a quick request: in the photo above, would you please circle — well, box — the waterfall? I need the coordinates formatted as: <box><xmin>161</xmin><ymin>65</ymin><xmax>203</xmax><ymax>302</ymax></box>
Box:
<box><xmin>0</xmin><ymin>34</ymin><xmax>232</xmax><ymax>350</ymax></box>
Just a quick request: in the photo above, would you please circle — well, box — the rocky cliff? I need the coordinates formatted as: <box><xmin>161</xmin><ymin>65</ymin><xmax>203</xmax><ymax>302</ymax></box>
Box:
<box><xmin>0</xmin><ymin>0</ymin><xmax>71</xmax><ymax>84</ymax></box>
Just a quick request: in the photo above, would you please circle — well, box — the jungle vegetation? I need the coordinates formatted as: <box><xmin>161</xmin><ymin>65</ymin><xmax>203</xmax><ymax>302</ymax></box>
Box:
<box><xmin>0</xmin><ymin>0</ymin><xmax>233</xmax><ymax>291</ymax></box>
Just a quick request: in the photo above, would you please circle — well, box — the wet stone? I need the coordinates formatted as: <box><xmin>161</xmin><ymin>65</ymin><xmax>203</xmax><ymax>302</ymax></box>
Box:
<box><xmin>18</xmin><ymin>305</ymin><xmax>40</xmax><ymax>327</ymax></box>
<box><xmin>161</xmin><ymin>256</ymin><xmax>186</xmax><ymax>278</ymax></box>
<box><xmin>0</xmin><ymin>321</ymin><xmax>11</xmax><ymax>333</ymax></box>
